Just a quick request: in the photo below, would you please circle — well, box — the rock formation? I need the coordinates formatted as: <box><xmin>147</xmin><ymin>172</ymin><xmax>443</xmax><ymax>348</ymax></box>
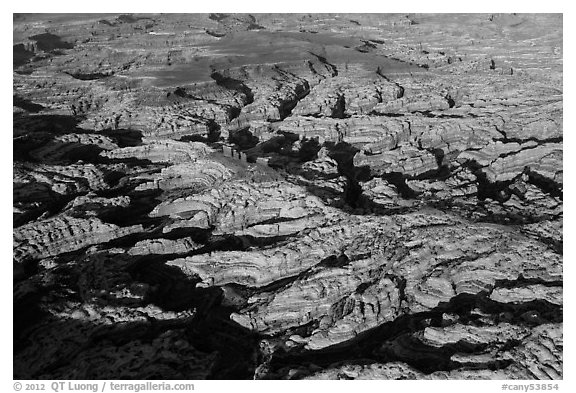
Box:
<box><xmin>13</xmin><ymin>13</ymin><xmax>562</xmax><ymax>380</ymax></box>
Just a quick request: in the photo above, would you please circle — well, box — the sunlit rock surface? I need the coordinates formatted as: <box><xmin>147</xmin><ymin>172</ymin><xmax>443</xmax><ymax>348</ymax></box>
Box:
<box><xmin>13</xmin><ymin>13</ymin><xmax>562</xmax><ymax>380</ymax></box>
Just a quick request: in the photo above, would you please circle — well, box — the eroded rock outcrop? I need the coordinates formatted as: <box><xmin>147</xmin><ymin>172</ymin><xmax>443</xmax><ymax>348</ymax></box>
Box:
<box><xmin>13</xmin><ymin>215</ymin><xmax>143</xmax><ymax>263</ymax></box>
<box><xmin>13</xmin><ymin>13</ymin><xmax>562</xmax><ymax>380</ymax></box>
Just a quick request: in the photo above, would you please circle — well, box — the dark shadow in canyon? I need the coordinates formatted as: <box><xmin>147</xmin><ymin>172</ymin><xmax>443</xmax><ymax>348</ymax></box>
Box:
<box><xmin>14</xmin><ymin>251</ymin><xmax>263</xmax><ymax>379</ymax></box>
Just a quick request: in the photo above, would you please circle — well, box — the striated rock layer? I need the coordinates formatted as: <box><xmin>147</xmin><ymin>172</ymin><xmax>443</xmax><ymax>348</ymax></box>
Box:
<box><xmin>13</xmin><ymin>13</ymin><xmax>562</xmax><ymax>380</ymax></box>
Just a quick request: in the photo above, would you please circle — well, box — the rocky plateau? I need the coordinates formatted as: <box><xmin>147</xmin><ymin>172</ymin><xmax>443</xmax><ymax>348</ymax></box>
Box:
<box><xmin>13</xmin><ymin>13</ymin><xmax>562</xmax><ymax>380</ymax></box>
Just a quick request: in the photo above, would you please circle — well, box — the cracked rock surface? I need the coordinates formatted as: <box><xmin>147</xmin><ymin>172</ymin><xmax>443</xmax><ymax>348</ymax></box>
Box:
<box><xmin>13</xmin><ymin>13</ymin><xmax>562</xmax><ymax>380</ymax></box>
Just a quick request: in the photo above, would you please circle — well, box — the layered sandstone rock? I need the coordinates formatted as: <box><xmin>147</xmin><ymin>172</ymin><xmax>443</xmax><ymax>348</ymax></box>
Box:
<box><xmin>13</xmin><ymin>13</ymin><xmax>562</xmax><ymax>380</ymax></box>
<box><xmin>101</xmin><ymin>140</ymin><xmax>214</xmax><ymax>164</ymax></box>
<box><xmin>13</xmin><ymin>216</ymin><xmax>143</xmax><ymax>263</ymax></box>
